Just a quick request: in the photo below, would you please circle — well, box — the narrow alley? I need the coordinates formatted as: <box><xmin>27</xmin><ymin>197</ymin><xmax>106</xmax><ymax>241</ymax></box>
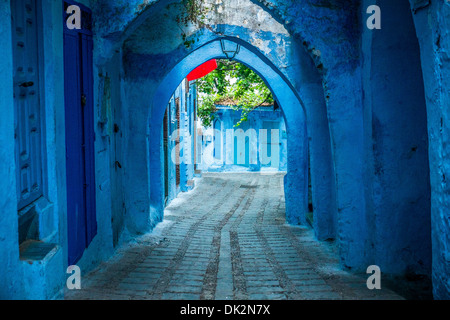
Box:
<box><xmin>66</xmin><ymin>173</ymin><xmax>401</xmax><ymax>300</ymax></box>
<box><xmin>2</xmin><ymin>0</ymin><xmax>449</xmax><ymax>301</ymax></box>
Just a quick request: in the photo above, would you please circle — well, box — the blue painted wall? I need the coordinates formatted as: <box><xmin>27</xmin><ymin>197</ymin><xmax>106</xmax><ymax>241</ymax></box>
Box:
<box><xmin>164</xmin><ymin>79</ymin><xmax>196</xmax><ymax>206</ymax></box>
<box><xmin>0</xmin><ymin>0</ymin><xmax>449</xmax><ymax>299</ymax></box>
<box><xmin>102</xmin><ymin>0</ymin><xmax>449</xmax><ymax>298</ymax></box>
<box><xmin>0</xmin><ymin>0</ymin><xmax>22</xmax><ymax>299</ymax></box>
<box><xmin>408</xmin><ymin>0</ymin><xmax>450</xmax><ymax>299</ymax></box>
<box><xmin>362</xmin><ymin>0</ymin><xmax>431</xmax><ymax>276</ymax></box>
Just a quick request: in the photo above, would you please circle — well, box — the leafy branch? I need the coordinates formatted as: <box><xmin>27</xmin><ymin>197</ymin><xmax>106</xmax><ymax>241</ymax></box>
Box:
<box><xmin>197</xmin><ymin>60</ymin><xmax>274</xmax><ymax>127</ymax></box>
<box><xmin>175</xmin><ymin>0</ymin><xmax>209</xmax><ymax>48</ymax></box>
<box><xmin>176</xmin><ymin>0</ymin><xmax>224</xmax><ymax>48</ymax></box>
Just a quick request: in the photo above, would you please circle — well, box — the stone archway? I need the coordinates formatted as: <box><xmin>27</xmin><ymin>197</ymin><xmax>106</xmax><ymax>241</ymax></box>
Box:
<box><xmin>112</xmin><ymin>0</ymin><xmax>351</xmax><ymax>270</ymax></box>
<box><xmin>148</xmin><ymin>37</ymin><xmax>309</xmax><ymax>227</ymax></box>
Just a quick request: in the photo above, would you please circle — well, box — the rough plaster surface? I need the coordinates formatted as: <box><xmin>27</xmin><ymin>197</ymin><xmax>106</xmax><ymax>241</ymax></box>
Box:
<box><xmin>65</xmin><ymin>173</ymin><xmax>404</xmax><ymax>300</ymax></box>
<box><xmin>1</xmin><ymin>0</ymin><xmax>449</xmax><ymax>299</ymax></box>
<box><xmin>408</xmin><ymin>0</ymin><xmax>450</xmax><ymax>299</ymax></box>
<box><xmin>90</xmin><ymin>0</ymin><xmax>448</xmax><ymax>297</ymax></box>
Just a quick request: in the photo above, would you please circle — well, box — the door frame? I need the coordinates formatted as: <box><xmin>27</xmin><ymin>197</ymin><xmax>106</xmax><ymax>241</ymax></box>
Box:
<box><xmin>63</xmin><ymin>0</ymin><xmax>97</xmax><ymax>265</ymax></box>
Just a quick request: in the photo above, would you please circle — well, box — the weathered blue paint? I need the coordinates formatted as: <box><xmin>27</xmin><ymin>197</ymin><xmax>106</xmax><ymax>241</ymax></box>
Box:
<box><xmin>408</xmin><ymin>0</ymin><xmax>450</xmax><ymax>299</ymax></box>
<box><xmin>0</xmin><ymin>0</ymin><xmax>22</xmax><ymax>300</ymax></box>
<box><xmin>0</xmin><ymin>0</ymin><xmax>449</xmax><ymax>300</ymax></box>
<box><xmin>146</xmin><ymin>38</ymin><xmax>308</xmax><ymax>227</ymax></box>
<box><xmin>111</xmin><ymin>1</ymin><xmax>448</xmax><ymax>296</ymax></box>
<box><xmin>198</xmin><ymin>105</ymin><xmax>288</xmax><ymax>173</ymax></box>
<box><xmin>114</xmin><ymin>0</ymin><xmax>342</xmax><ymax>255</ymax></box>
<box><xmin>11</xmin><ymin>0</ymin><xmax>44</xmax><ymax>210</ymax></box>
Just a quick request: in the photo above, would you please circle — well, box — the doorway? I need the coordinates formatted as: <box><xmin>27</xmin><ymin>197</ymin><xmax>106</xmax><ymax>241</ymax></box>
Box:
<box><xmin>63</xmin><ymin>0</ymin><xmax>97</xmax><ymax>265</ymax></box>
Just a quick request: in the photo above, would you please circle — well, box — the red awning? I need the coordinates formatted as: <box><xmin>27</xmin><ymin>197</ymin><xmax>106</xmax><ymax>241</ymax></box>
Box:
<box><xmin>187</xmin><ymin>59</ymin><xmax>218</xmax><ymax>81</ymax></box>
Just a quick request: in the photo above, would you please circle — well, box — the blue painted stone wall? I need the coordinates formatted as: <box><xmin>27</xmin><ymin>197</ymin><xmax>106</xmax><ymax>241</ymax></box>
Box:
<box><xmin>362</xmin><ymin>0</ymin><xmax>431</xmax><ymax>276</ymax></box>
<box><xmin>68</xmin><ymin>0</ymin><xmax>450</xmax><ymax>299</ymax></box>
<box><xmin>408</xmin><ymin>0</ymin><xmax>450</xmax><ymax>300</ymax></box>
<box><xmin>91</xmin><ymin>1</ymin><xmax>449</xmax><ymax>298</ymax></box>
<box><xmin>117</xmin><ymin>0</ymin><xmax>309</xmax><ymax>229</ymax></box>
<box><xmin>0</xmin><ymin>0</ymin><xmax>22</xmax><ymax>299</ymax></box>
<box><xmin>198</xmin><ymin>105</ymin><xmax>288</xmax><ymax>173</ymax></box>
<box><xmin>0</xmin><ymin>0</ymin><xmax>118</xmax><ymax>299</ymax></box>
<box><xmin>0</xmin><ymin>0</ymin><xmax>448</xmax><ymax>299</ymax></box>
<box><xmin>250</xmin><ymin>0</ymin><xmax>370</xmax><ymax>269</ymax></box>
<box><xmin>164</xmin><ymin>79</ymin><xmax>196</xmax><ymax>206</ymax></box>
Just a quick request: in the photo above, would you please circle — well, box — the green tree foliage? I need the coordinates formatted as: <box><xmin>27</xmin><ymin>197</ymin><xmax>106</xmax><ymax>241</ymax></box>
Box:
<box><xmin>196</xmin><ymin>60</ymin><xmax>274</xmax><ymax>127</ymax></box>
<box><xmin>176</xmin><ymin>0</ymin><xmax>210</xmax><ymax>48</ymax></box>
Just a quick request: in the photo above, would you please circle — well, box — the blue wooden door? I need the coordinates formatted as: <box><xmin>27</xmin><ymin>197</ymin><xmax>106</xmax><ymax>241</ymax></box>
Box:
<box><xmin>63</xmin><ymin>1</ymin><xmax>96</xmax><ymax>265</ymax></box>
<box><xmin>11</xmin><ymin>0</ymin><xmax>43</xmax><ymax>210</ymax></box>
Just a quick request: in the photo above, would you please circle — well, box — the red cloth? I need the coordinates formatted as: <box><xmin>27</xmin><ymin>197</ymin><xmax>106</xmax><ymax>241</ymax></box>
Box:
<box><xmin>187</xmin><ymin>59</ymin><xmax>218</xmax><ymax>81</ymax></box>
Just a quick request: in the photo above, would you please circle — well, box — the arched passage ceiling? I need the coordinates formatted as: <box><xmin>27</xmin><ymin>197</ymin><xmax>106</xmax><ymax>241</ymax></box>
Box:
<box><xmin>120</xmin><ymin>0</ymin><xmax>300</xmax><ymax>80</ymax></box>
<box><xmin>147</xmin><ymin>38</ymin><xmax>309</xmax><ymax>226</ymax></box>
<box><xmin>91</xmin><ymin>0</ymin><xmax>361</xmax><ymax>76</ymax></box>
<box><xmin>124</xmin><ymin>0</ymin><xmax>289</xmax><ymax>55</ymax></box>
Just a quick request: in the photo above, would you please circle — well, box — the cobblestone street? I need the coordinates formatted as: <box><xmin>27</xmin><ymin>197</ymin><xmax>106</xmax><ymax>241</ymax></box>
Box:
<box><xmin>65</xmin><ymin>173</ymin><xmax>403</xmax><ymax>300</ymax></box>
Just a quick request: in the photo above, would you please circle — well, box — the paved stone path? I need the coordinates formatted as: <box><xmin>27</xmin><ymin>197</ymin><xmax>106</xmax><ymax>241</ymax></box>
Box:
<box><xmin>65</xmin><ymin>173</ymin><xmax>403</xmax><ymax>300</ymax></box>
